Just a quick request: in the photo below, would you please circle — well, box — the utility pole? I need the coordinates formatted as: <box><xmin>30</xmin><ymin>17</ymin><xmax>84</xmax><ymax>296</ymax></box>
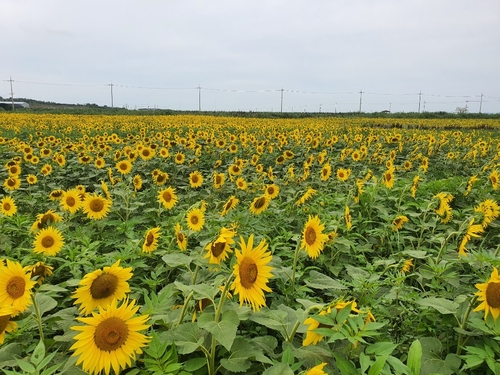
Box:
<box><xmin>418</xmin><ymin>91</ymin><xmax>422</xmax><ymax>113</ymax></box>
<box><xmin>479</xmin><ymin>93</ymin><xmax>483</xmax><ymax>114</ymax></box>
<box><xmin>109</xmin><ymin>82</ymin><xmax>114</xmax><ymax>108</ymax></box>
<box><xmin>280</xmin><ymin>88</ymin><xmax>284</xmax><ymax>113</ymax></box>
<box><xmin>358</xmin><ymin>90</ymin><xmax>363</xmax><ymax>113</ymax></box>
<box><xmin>197</xmin><ymin>85</ymin><xmax>201</xmax><ymax>112</ymax></box>
<box><xmin>9</xmin><ymin>76</ymin><xmax>14</xmax><ymax>110</ymax></box>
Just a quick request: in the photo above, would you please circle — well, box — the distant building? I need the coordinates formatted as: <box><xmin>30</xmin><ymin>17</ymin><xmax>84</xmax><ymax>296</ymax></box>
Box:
<box><xmin>0</xmin><ymin>101</ymin><xmax>30</xmax><ymax>110</ymax></box>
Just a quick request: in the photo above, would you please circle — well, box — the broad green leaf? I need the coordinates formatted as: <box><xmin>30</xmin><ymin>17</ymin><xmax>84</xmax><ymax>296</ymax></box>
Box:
<box><xmin>184</xmin><ymin>357</ymin><xmax>206</xmax><ymax>372</ymax></box>
<box><xmin>162</xmin><ymin>253</ymin><xmax>192</xmax><ymax>269</ymax></box>
<box><xmin>365</xmin><ymin>342</ymin><xmax>398</xmax><ymax>357</ymax></box>
<box><xmin>407</xmin><ymin>339</ymin><xmax>422</xmax><ymax>375</ymax></box>
<box><xmin>35</xmin><ymin>293</ymin><xmax>58</xmax><ymax>316</ymax></box>
<box><xmin>31</xmin><ymin>340</ymin><xmax>45</xmax><ymax>366</ymax></box>
<box><xmin>172</xmin><ymin>323</ymin><xmax>205</xmax><ymax>355</ymax></box>
<box><xmin>333</xmin><ymin>352</ymin><xmax>358</xmax><ymax>375</ymax></box>
<box><xmin>367</xmin><ymin>354</ymin><xmax>389</xmax><ymax>375</ymax></box>
<box><xmin>402</xmin><ymin>250</ymin><xmax>428</xmax><ymax>258</ymax></box>
<box><xmin>417</xmin><ymin>297</ymin><xmax>459</xmax><ymax>315</ymax></box>
<box><xmin>198</xmin><ymin>312</ymin><xmax>238</xmax><ymax>351</ymax></box>
<box><xmin>262</xmin><ymin>363</ymin><xmax>294</xmax><ymax>375</ymax></box>
<box><xmin>304</xmin><ymin>270</ymin><xmax>347</xmax><ymax>290</ymax></box>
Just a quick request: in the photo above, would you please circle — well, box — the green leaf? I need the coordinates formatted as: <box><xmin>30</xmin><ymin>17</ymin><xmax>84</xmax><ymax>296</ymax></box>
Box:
<box><xmin>40</xmin><ymin>363</ymin><xmax>63</xmax><ymax>375</ymax></box>
<box><xmin>184</xmin><ymin>357</ymin><xmax>207</xmax><ymax>372</ymax></box>
<box><xmin>31</xmin><ymin>340</ymin><xmax>45</xmax><ymax>366</ymax></box>
<box><xmin>261</xmin><ymin>363</ymin><xmax>294</xmax><ymax>375</ymax></box>
<box><xmin>417</xmin><ymin>297</ymin><xmax>459</xmax><ymax>315</ymax></box>
<box><xmin>34</xmin><ymin>293</ymin><xmax>58</xmax><ymax>316</ymax></box>
<box><xmin>162</xmin><ymin>253</ymin><xmax>192</xmax><ymax>269</ymax></box>
<box><xmin>367</xmin><ymin>354</ymin><xmax>389</xmax><ymax>375</ymax></box>
<box><xmin>220</xmin><ymin>350</ymin><xmax>251</xmax><ymax>372</ymax></box>
<box><xmin>198</xmin><ymin>312</ymin><xmax>238</xmax><ymax>351</ymax></box>
<box><xmin>407</xmin><ymin>339</ymin><xmax>422</xmax><ymax>375</ymax></box>
<box><xmin>15</xmin><ymin>358</ymin><xmax>36</xmax><ymax>373</ymax></box>
<box><xmin>333</xmin><ymin>352</ymin><xmax>358</xmax><ymax>375</ymax></box>
<box><xmin>282</xmin><ymin>346</ymin><xmax>295</xmax><ymax>366</ymax></box>
<box><xmin>172</xmin><ymin>322</ymin><xmax>206</xmax><ymax>355</ymax></box>
<box><xmin>402</xmin><ymin>250</ymin><xmax>428</xmax><ymax>258</ymax></box>
<box><xmin>304</xmin><ymin>270</ymin><xmax>347</xmax><ymax>290</ymax></box>
<box><xmin>365</xmin><ymin>342</ymin><xmax>398</xmax><ymax>357</ymax></box>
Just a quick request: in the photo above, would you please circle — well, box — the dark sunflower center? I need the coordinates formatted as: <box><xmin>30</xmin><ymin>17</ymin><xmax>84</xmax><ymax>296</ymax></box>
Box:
<box><xmin>32</xmin><ymin>265</ymin><xmax>46</xmax><ymax>277</ymax></box>
<box><xmin>385</xmin><ymin>172</ymin><xmax>391</xmax><ymax>181</ymax></box>
<box><xmin>492</xmin><ymin>176</ymin><xmax>498</xmax><ymax>184</ymax></box>
<box><xmin>486</xmin><ymin>282</ymin><xmax>500</xmax><ymax>308</ymax></box>
<box><xmin>192</xmin><ymin>176</ymin><xmax>199</xmax><ymax>184</ymax></box>
<box><xmin>157</xmin><ymin>174</ymin><xmax>166</xmax><ymax>183</ymax></box>
<box><xmin>177</xmin><ymin>233</ymin><xmax>184</xmax><ymax>242</ymax></box>
<box><xmin>215</xmin><ymin>176</ymin><xmax>222</xmax><ymax>184</ymax></box>
<box><xmin>94</xmin><ymin>317</ymin><xmax>128</xmax><ymax>351</ymax></box>
<box><xmin>162</xmin><ymin>191</ymin><xmax>172</xmax><ymax>202</ymax></box>
<box><xmin>0</xmin><ymin>315</ymin><xmax>10</xmax><ymax>334</ymax></box>
<box><xmin>145</xmin><ymin>233</ymin><xmax>155</xmax><ymax>246</ymax></box>
<box><xmin>190</xmin><ymin>215</ymin><xmax>199</xmax><ymax>225</ymax></box>
<box><xmin>305</xmin><ymin>227</ymin><xmax>317</xmax><ymax>245</ymax></box>
<box><xmin>224</xmin><ymin>200</ymin><xmax>233</xmax><ymax>211</ymax></box>
<box><xmin>7</xmin><ymin>276</ymin><xmax>26</xmax><ymax>299</ymax></box>
<box><xmin>267</xmin><ymin>187</ymin><xmax>275</xmax><ymax>195</ymax></box>
<box><xmin>7</xmin><ymin>179</ymin><xmax>15</xmax><ymax>187</ymax></box>
<box><xmin>339</xmin><ymin>173</ymin><xmax>344</xmax><ymax>179</ymax></box>
<box><xmin>90</xmin><ymin>199</ymin><xmax>105</xmax><ymax>212</ymax></box>
<box><xmin>322</xmin><ymin>168</ymin><xmax>328</xmax><ymax>176</ymax></box>
<box><xmin>239</xmin><ymin>257</ymin><xmax>258</xmax><ymax>289</ymax></box>
<box><xmin>254</xmin><ymin>197</ymin><xmax>266</xmax><ymax>209</ymax></box>
<box><xmin>90</xmin><ymin>273</ymin><xmax>118</xmax><ymax>299</ymax></box>
<box><xmin>3</xmin><ymin>203</ymin><xmax>11</xmax><ymax>211</ymax></box>
<box><xmin>211</xmin><ymin>241</ymin><xmax>225</xmax><ymax>257</ymax></box>
<box><xmin>142</xmin><ymin>150</ymin><xmax>150</xmax><ymax>157</ymax></box>
<box><xmin>66</xmin><ymin>196</ymin><xmax>76</xmax><ymax>206</ymax></box>
<box><xmin>41</xmin><ymin>236</ymin><xmax>55</xmax><ymax>248</ymax></box>
<box><xmin>119</xmin><ymin>163</ymin><xmax>127</xmax><ymax>170</ymax></box>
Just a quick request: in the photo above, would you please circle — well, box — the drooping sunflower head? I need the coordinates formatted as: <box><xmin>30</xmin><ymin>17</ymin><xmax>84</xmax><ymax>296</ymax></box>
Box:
<box><xmin>221</xmin><ymin>196</ymin><xmax>239</xmax><ymax>216</ymax></box>
<box><xmin>48</xmin><ymin>189</ymin><xmax>64</xmax><ymax>200</ymax></box>
<box><xmin>474</xmin><ymin>267</ymin><xmax>500</xmax><ymax>320</ymax></box>
<box><xmin>174</xmin><ymin>223</ymin><xmax>188</xmax><ymax>251</ymax></box>
<box><xmin>0</xmin><ymin>306</ymin><xmax>18</xmax><ymax>345</ymax></box>
<box><xmin>231</xmin><ymin>235</ymin><xmax>273</xmax><ymax>312</ymax></box>
<box><xmin>70</xmin><ymin>298</ymin><xmax>150</xmax><ymax>375</ymax></box>
<box><xmin>301</xmin><ymin>215</ymin><xmax>329</xmax><ymax>259</ymax></box>
<box><xmin>73</xmin><ymin>260</ymin><xmax>133</xmax><ymax>315</ymax></box>
<box><xmin>0</xmin><ymin>196</ymin><xmax>17</xmax><ymax>217</ymax></box>
<box><xmin>133</xmin><ymin>175</ymin><xmax>143</xmax><ymax>192</ymax></box>
<box><xmin>305</xmin><ymin>363</ymin><xmax>328</xmax><ymax>375</ymax></box>
<box><xmin>30</xmin><ymin>261</ymin><xmax>54</xmax><ymax>285</ymax></box>
<box><xmin>142</xmin><ymin>227</ymin><xmax>161</xmax><ymax>254</ymax></box>
<box><xmin>31</xmin><ymin>209</ymin><xmax>63</xmax><ymax>231</ymax></box>
<box><xmin>83</xmin><ymin>193</ymin><xmax>112</xmax><ymax>220</ymax></box>
<box><xmin>249</xmin><ymin>195</ymin><xmax>270</xmax><ymax>215</ymax></box>
<box><xmin>0</xmin><ymin>259</ymin><xmax>36</xmax><ymax>316</ymax></box>
<box><xmin>392</xmin><ymin>215</ymin><xmax>409</xmax><ymax>231</ymax></box>
<box><xmin>204</xmin><ymin>227</ymin><xmax>236</xmax><ymax>265</ymax></box>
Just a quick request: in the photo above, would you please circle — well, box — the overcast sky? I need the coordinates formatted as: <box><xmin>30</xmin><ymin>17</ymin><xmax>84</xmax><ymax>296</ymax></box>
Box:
<box><xmin>1</xmin><ymin>0</ymin><xmax>499</xmax><ymax>113</ymax></box>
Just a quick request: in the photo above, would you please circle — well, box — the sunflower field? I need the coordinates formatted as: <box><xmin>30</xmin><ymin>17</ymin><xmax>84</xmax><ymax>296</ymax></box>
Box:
<box><xmin>1</xmin><ymin>113</ymin><xmax>500</xmax><ymax>375</ymax></box>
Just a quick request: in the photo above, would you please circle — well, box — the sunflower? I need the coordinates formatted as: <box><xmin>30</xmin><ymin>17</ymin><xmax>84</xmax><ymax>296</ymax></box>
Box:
<box><xmin>31</xmin><ymin>209</ymin><xmax>63</xmax><ymax>231</ymax></box>
<box><xmin>133</xmin><ymin>175</ymin><xmax>143</xmax><ymax>192</ymax></box>
<box><xmin>231</xmin><ymin>235</ymin><xmax>273</xmax><ymax>312</ymax></box>
<box><xmin>464</xmin><ymin>175</ymin><xmax>478</xmax><ymax>196</ymax></box>
<box><xmin>434</xmin><ymin>192</ymin><xmax>453</xmax><ymax>223</ymax></box>
<box><xmin>174</xmin><ymin>152</ymin><xmax>185</xmax><ymax>164</ymax></box>
<box><xmin>296</xmin><ymin>187</ymin><xmax>317</xmax><ymax>206</ymax></box>
<box><xmin>301</xmin><ymin>215</ymin><xmax>329</xmax><ymax>259</ymax></box>
<box><xmin>73</xmin><ymin>260</ymin><xmax>133</xmax><ymax>315</ymax></box>
<box><xmin>474</xmin><ymin>267</ymin><xmax>500</xmax><ymax>320</ymax></box>
<box><xmin>142</xmin><ymin>227</ymin><xmax>161</xmax><ymax>254</ymax></box>
<box><xmin>189</xmin><ymin>171</ymin><xmax>204</xmax><ymax>188</ymax></box>
<box><xmin>221</xmin><ymin>196</ymin><xmax>239</xmax><ymax>216</ymax></box>
<box><xmin>249</xmin><ymin>195</ymin><xmax>270</xmax><ymax>215</ymax></box>
<box><xmin>30</xmin><ymin>261</ymin><xmax>54</xmax><ymax>285</ymax></box>
<box><xmin>0</xmin><ymin>196</ymin><xmax>17</xmax><ymax>217</ymax></box>
<box><xmin>0</xmin><ymin>306</ymin><xmax>18</xmax><ymax>345</ymax></box>
<box><xmin>41</xmin><ymin>164</ymin><xmax>53</xmax><ymax>176</ymax></box>
<box><xmin>71</xmin><ymin>299</ymin><xmax>150</xmax><ymax>375</ymax></box>
<box><xmin>154</xmin><ymin>172</ymin><xmax>169</xmax><ymax>186</ymax></box>
<box><xmin>336</xmin><ymin>168</ymin><xmax>351</xmax><ymax>182</ymax></box>
<box><xmin>475</xmin><ymin>199</ymin><xmax>500</xmax><ymax>228</ymax></box>
<box><xmin>158</xmin><ymin>187</ymin><xmax>178</xmax><ymax>210</ymax></box>
<box><xmin>83</xmin><ymin>193</ymin><xmax>112</xmax><ymax>220</ymax></box>
<box><xmin>382</xmin><ymin>167</ymin><xmax>395</xmax><ymax>189</ymax></box>
<box><xmin>26</xmin><ymin>174</ymin><xmax>38</xmax><ymax>185</ymax></box>
<box><xmin>7</xmin><ymin>164</ymin><xmax>21</xmax><ymax>177</ymax></box>
<box><xmin>94</xmin><ymin>157</ymin><xmax>106</xmax><ymax>169</ymax></box>
<box><xmin>204</xmin><ymin>227</ymin><xmax>236</xmax><ymax>265</ymax></box>
<box><xmin>401</xmin><ymin>259</ymin><xmax>414</xmax><ymax>274</ymax></box>
<box><xmin>33</xmin><ymin>226</ymin><xmax>65</xmax><ymax>256</ymax></box>
<box><xmin>3</xmin><ymin>176</ymin><xmax>21</xmax><ymax>191</ymax></box>
<box><xmin>320</xmin><ymin>163</ymin><xmax>332</xmax><ymax>181</ymax></box>
<box><xmin>213</xmin><ymin>172</ymin><xmax>225</xmax><ymax>189</ymax></box>
<box><xmin>302</xmin><ymin>308</ymin><xmax>331</xmax><ymax>346</ymax></box>
<box><xmin>411</xmin><ymin>175</ymin><xmax>421</xmax><ymax>198</ymax></box>
<box><xmin>174</xmin><ymin>223</ymin><xmax>188</xmax><ymax>251</ymax></box>
<box><xmin>49</xmin><ymin>189</ymin><xmax>64</xmax><ymax>200</ymax></box>
<box><xmin>392</xmin><ymin>215</ymin><xmax>409</xmax><ymax>231</ymax></box>
<box><xmin>265</xmin><ymin>184</ymin><xmax>280</xmax><ymax>199</ymax></box>
<box><xmin>489</xmin><ymin>170</ymin><xmax>499</xmax><ymax>190</ymax></box>
<box><xmin>235</xmin><ymin>177</ymin><xmax>248</xmax><ymax>190</ymax></box>
<box><xmin>139</xmin><ymin>146</ymin><xmax>155</xmax><ymax>161</ymax></box>
<box><xmin>60</xmin><ymin>189</ymin><xmax>82</xmax><ymax>214</ymax></box>
<box><xmin>186</xmin><ymin>208</ymin><xmax>205</xmax><ymax>232</ymax></box>
<box><xmin>345</xmin><ymin>205</ymin><xmax>352</xmax><ymax>230</ymax></box>
<box><xmin>228</xmin><ymin>164</ymin><xmax>243</xmax><ymax>176</ymax></box>
<box><xmin>458</xmin><ymin>218</ymin><xmax>485</xmax><ymax>257</ymax></box>
<box><xmin>0</xmin><ymin>259</ymin><xmax>35</xmax><ymax>315</ymax></box>
<box><xmin>116</xmin><ymin>160</ymin><xmax>133</xmax><ymax>175</ymax></box>
<box><xmin>305</xmin><ymin>363</ymin><xmax>328</xmax><ymax>375</ymax></box>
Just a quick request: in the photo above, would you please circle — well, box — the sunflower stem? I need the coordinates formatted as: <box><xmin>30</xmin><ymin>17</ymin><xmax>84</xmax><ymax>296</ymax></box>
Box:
<box><xmin>435</xmin><ymin>230</ymin><xmax>460</xmax><ymax>264</ymax></box>
<box><xmin>176</xmin><ymin>291</ymin><xmax>194</xmax><ymax>327</ymax></box>
<box><xmin>208</xmin><ymin>273</ymin><xmax>235</xmax><ymax>375</ymax></box>
<box><xmin>456</xmin><ymin>295</ymin><xmax>477</xmax><ymax>356</ymax></box>
<box><xmin>31</xmin><ymin>293</ymin><xmax>45</xmax><ymax>342</ymax></box>
<box><xmin>493</xmin><ymin>244</ymin><xmax>500</xmax><ymax>258</ymax></box>
<box><xmin>290</xmin><ymin>240</ymin><xmax>302</xmax><ymax>304</ymax></box>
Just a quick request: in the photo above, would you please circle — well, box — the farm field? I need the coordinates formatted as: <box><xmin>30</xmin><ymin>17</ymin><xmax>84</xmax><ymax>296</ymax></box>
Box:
<box><xmin>1</xmin><ymin>113</ymin><xmax>500</xmax><ymax>375</ymax></box>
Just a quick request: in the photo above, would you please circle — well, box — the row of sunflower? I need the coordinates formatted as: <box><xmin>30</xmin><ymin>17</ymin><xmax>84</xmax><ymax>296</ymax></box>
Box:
<box><xmin>0</xmin><ymin>113</ymin><xmax>500</xmax><ymax>374</ymax></box>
